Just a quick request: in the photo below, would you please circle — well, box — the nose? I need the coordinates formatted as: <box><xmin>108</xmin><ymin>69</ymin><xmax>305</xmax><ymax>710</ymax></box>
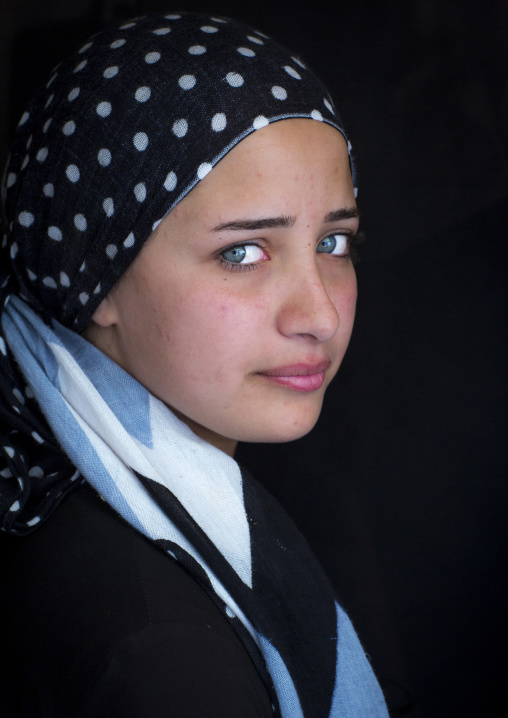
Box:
<box><xmin>276</xmin><ymin>263</ymin><xmax>341</xmax><ymax>343</ymax></box>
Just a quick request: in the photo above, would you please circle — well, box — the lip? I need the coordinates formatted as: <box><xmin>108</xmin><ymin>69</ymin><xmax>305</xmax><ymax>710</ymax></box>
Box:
<box><xmin>258</xmin><ymin>361</ymin><xmax>330</xmax><ymax>392</ymax></box>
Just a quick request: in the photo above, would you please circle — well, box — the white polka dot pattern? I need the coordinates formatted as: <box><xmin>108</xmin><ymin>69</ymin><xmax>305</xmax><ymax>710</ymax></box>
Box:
<box><xmin>103</xmin><ymin>198</ymin><xmax>114</xmax><ymax>217</ymax></box>
<box><xmin>74</xmin><ymin>59</ymin><xmax>87</xmax><ymax>73</ymax></box>
<box><xmin>48</xmin><ymin>226</ymin><xmax>62</xmax><ymax>241</ymax></box>
<box><xmin>134</xmin><ymin>183</ymin><xmax>146</xmax><ymax>202</ymax></box>
<box><xmin>226</xmin><ymin>72</ymin><xmax>244</xmax><ymax>87</ymax></box>
<box><xmin>164</xmin><ymin>172</ymin><xmax>177</xmax><ymax>191</ymax></box>
<box><xmin>145</xmin><ymin>52</ymin><xmax>160</xmax><ymax>64</ymax></box>
<box><xmin>172</xmin><ymin>119</ymin><xmax>188</xmax><ymax>137</ymax></box>
<box><xmin>62</xmin><ymin>121</ymin><xmax>76</xmax><ymax>135</ymax></box>
<box><xmin>74</xmin><ymin>214</ymin><xmax>87</xmax><ymax>231</ymax></box>
<box><xmin>18</xmin><ymin>212</ymin><xmax>34</xmax><ymax>227</ymax></box>
<box><xmin>98</xmin><ymin>148</ymin><xmax>111</xmax><ymax>166</ymax></box>
<box><xmin>96</xmin><ymin>101</ymin><xmax>112</xmax><ymax>117</ymax></box>
<box><xmin>211</xmin><ymin>113</ymin><xmax>227</xmax><ymax>131</ymax></box>
<box><xmin>178</xmin><ymin>75</ymin><xmax>196</xmax><ymax>90</ymax></box>
<box><xmin>197</xmin><ymin>163</ymin><xmax>212</xmax><ymax>179</ymax></box>
<box><xmin>104</xmin><ymin>66</ymin><xmax>119</xmax><ymax>78</ymax></box>
<box><xmin>66</xmin><ymin>165</ymin><xmax>80</xmax><ymax>182</ymax></box>
<box><xmin>133</xmin><ymin>132</ymin><xmax>148</xmax><ymax>150</ymax></box>
<box><xmin>135</xmin><ymin>86</ymin><xmax>151</xmax><ymax>102</ymax></box>
<box><xmin>237</xmin><ymin>47</ymin><xmax>255</xmax><ymax>57</ymax></box>
<box><xmin>271</xmin><ymin>85</ymin><xmax>287</xmax><ymax>100</ymax></box>
<box><xmin>292</xmin><ymin>56</ymin><xmax>306</xmax><ymax>68</ymax></box>
<box><xmin>284</xmin><ymin>65</ymin><xmax>301</xmax><ymax>80</ymax></box>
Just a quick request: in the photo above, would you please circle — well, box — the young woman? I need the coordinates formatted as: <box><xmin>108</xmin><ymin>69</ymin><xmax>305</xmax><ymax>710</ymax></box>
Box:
<box><xmin>0</xmin><ymin>12</ymin><xmax>389</xmax><ymax>717</ymax></box>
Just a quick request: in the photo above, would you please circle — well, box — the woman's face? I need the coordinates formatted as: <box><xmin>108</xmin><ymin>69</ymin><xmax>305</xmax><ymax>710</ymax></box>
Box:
<box><xmin>87</xmin><ymin>119</ymin><xmax>358</xmax><ymax>456</ymax></box>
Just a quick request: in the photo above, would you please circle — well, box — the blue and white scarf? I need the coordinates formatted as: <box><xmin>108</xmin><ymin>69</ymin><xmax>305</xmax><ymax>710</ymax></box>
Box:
<box><xmin>2</xmin><ymin>294</ymin><xmax>388</xmax><ymax>718</ymax></box>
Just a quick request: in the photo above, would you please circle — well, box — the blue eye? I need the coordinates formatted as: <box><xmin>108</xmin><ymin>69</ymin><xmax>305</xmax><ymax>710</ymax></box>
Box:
<box><xmin>220</xmin><ymin>244</ymin><xmax>266</xmax><ymax>265</ymax></box>
<box><xmin>316</xmin><ymin>234</ymin><xmax>349</xmax><ymax>255</ymax></box>
<box><xmin>222</xmin><ymin>246</ymin><xmax>247</xmax><ymax>263</ymax></box>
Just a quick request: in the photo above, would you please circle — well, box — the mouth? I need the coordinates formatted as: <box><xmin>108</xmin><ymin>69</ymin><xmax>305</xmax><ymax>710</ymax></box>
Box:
<box><xmin>257</xmin><ymin>361</ymin><xmax>330</xmax><ymax>392</ymax></box>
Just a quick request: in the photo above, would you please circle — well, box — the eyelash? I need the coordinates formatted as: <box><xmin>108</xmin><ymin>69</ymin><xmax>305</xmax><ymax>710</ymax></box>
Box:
<box><xmin>216</xmin><ymin>242</ymin><xmax>265</xmax><ymax>273</ymax></box>
<box><xmin>217</xmin><ymin>232</ymin><xmax>365</xmax><ymax>273</ymax></box>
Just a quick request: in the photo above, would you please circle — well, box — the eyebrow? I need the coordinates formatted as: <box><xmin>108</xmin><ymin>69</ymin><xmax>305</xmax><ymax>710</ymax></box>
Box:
<box><xmin>211</xmin><ymin>216</ymin><xmax>295</xmax><ymax>231</ymax></box>
<box><xmin>323</xmin><ymin>207</ymin><xmax>360</xmax><ymax>222</ymax></box>
<box><xmin>210</xmin><ymin>207</ymin><xmax>359</xmax><ymax>232</ymax></box>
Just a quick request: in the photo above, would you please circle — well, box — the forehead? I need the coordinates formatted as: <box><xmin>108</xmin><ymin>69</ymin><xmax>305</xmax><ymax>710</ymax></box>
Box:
<box><xmin>167</xmin><ymin>119</ymin><xmax>354</xmax><ymax>220</ymax></box>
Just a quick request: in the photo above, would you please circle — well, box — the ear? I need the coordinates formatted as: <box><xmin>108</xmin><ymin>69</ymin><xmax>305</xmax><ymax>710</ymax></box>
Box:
<box><xmin>89</xmin><ymin>293</ymin><xmax>118</xmax><ymax>328</ymax></box>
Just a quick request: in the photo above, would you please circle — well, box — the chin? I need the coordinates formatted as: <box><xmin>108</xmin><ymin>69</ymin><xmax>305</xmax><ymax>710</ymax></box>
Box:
<box><xmin>237</xmin><ymin>405</ymin><xmax>323</xmax><ymax>445</ymax></box>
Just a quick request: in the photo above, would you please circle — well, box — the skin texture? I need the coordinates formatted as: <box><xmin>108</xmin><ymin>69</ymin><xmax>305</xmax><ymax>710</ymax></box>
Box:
<box><xmin>84</xmin><ymin>119</ymin><xmax>358</xmax><ymax>456</ymax></box>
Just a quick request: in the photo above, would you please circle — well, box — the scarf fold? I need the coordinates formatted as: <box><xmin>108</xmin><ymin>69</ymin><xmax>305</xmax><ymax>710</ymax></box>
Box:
<box><xmin>1</xmin><ymin>295</ymin><xmax>388</xmax><ymax>718</ymax></box>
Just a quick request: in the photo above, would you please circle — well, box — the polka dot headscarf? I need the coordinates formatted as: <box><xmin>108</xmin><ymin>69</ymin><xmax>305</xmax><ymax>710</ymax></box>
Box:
<box><xmin>0</xmin><ymin>12</ymin><xmax>356</xmax><ymax>536</ymax></box>
<box><xmin>1</xmin><ymin>11</ymin><xmax>355</xmax><ymax>332</ymax></box>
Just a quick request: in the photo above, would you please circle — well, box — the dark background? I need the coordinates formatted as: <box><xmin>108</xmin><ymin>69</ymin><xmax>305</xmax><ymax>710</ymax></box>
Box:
<box><xmin>1</xmin><ymin>1</ymin><xmax>507</xmax><ymax>716</ymax></box>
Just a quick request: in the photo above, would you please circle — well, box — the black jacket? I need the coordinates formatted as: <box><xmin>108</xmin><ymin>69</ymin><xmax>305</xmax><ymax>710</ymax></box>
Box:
<box><xmin>2</xmin><ymin>482</ymin><xmax>273</xmax><ymax>717</ymax></box>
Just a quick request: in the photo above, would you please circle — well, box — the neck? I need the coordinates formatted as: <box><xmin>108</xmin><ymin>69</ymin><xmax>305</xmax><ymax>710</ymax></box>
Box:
<box><xmin>169</xmin><ymin>408</ymin><xmax>238</xmax><ymax>458</ymax></box>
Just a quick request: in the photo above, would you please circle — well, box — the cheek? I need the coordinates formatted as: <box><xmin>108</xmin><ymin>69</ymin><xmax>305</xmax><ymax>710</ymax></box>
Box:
<box><xmin>155</xmin><ymin>285</ymin><xmax>272</xmax><ymax>374</ymax></box>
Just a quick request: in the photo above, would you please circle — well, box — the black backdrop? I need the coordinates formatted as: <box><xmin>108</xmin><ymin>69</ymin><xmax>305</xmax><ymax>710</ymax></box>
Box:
<box><xmin>1</xmin><ymin>1</ymin><xmax>507</xmax><ymax>716</ymax></box>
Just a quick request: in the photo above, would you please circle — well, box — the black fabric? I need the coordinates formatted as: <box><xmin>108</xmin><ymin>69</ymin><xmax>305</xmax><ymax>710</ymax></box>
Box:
<box><xmin>1</xmin><ymin>482</ymin><xmax>274</xmax><ymax>717</ymax></box>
